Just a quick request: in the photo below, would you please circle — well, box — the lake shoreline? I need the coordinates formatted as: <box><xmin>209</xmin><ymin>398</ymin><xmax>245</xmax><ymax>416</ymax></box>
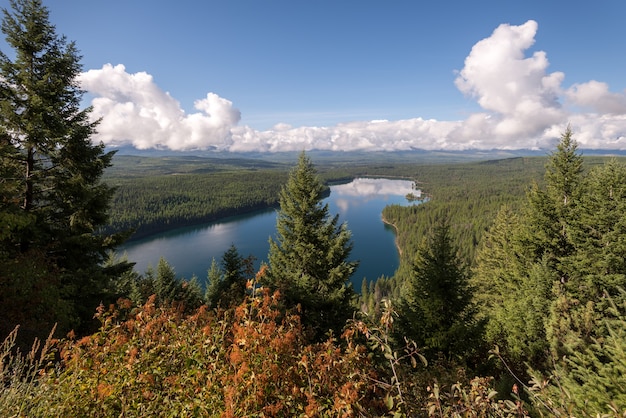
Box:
<box><xmin>119</xmin><ymin>203</ymin><xmax>280</xmax><ymax>243</ymax></box>
<box><xmin>380</xmin><ymin>213</ymin><xmax>403</xmax><ymax>258</ymax></box>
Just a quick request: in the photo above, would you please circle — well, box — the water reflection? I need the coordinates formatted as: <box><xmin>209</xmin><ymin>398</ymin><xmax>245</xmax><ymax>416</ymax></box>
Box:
<box><xmin>332</xmin><ymin>178</ymin><xmax>420</xmax><ymax>213</ymax></box>
<box><xmin>332</xmin><ymin>178</ymin><xmax>418</xmax><ymax>198</ymax></box>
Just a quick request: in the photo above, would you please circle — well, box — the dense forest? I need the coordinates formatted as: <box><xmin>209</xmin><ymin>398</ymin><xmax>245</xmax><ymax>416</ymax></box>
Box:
<box><xmin>103</xmin><ymin>157</ymin><xmax>290</xmax><ymax>240</ymax></box>
<box><xmin>2</xmin><ymin>1</ymin><xmax>626</xmax><ymax>416</ymax></box>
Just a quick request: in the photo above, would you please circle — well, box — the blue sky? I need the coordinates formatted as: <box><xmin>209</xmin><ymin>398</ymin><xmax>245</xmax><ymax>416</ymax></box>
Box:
<box><xmin>2</xmin><ymin>0</ymin><xmax>626</xmax><ymax>151</ymax></box>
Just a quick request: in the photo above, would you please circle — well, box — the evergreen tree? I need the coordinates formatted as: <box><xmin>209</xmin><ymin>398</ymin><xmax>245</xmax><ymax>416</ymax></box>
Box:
<box><xmin>205</xmin><ymin>245</ymin><xmax>253</xmax><ymax>309</ymax></box>
<box><xmin>126</xmin><ymin>260</ymin><xmax>204</xmax><ymax>310</ymax></box>
<box><xmin>470</xmin><ymin>131</ymin><xmax>584</xmax><ymax>370</ymax></box>
<box><xmin>181</xmin><ymin>275</ymin><xmax>204</xmax><ymax>310</ymax></box>
<box><xmin>473</xmin><ymin>130</ymin><xmax>626</xmax><ymax>374</ymax></box>
<box><xmin>360</xmin><ymin>277</ymin><xmax>370</xmax><ymax>313</ymax></box>
<box><xmin>0</xmin><ymin>0</ymin><xmax>130</xmax><ymax>338</ymax></box>
<box><xmin>472</xmin><ymin>205</ymin><xmax>524</xmax><ymax>314</ymax></box>
<box><xmin>220</xmin><ymin>244</ymin><xmax>248</xmax><ymax>305</ymax></box>
<box><xmin>265</xmin><ymin>151</ymin><xmax>357</xmax><ymax>340</ymax></box>
<box><xmin>545</xmin><ymin>126</ymin><xmax>583</xmax><ymax>211</ymax></box>
<box><xmin>155</xmin><ymin>257</ymin><xmax>179</xmax><ymax>305</ymax></box>
<box><xmin>103</xmin><ymin>252</ymin><xmax>138</xmax><ymax>297</ymax></box>
<box><xmin>398</xmin><ymin>216</ymin><xmax>477</xmax><ymax>358</ymax></box>
<box><xmin>472</xmin><ymin>206</ymin><xmax>553</xmax><ymax>368</ymax></box>
<box><xmin>503</xmin><ymin>258</ymin><xmax>553</xmax><ymax>366</ymax></box>
<box><xmin>128</xmin><ymin>265</ymin><xmax>156</xmax><ymax>306</ymax></box>
<box><xmin>532</xmin><ymin>290</ymin><xmax>626</xmax><ymax>416</ymax></box>
<box><xmin>520</xmin><ymin>127</ymin><xmax>583</xmax><ymax>270</ymax></box>
<box><xmin>546</xmin><ymin>159</ymin><xmax>626</xmax><ymax>359</ymax></box>
<box><xmin>129</xmin><ymin>278</ymin><xmax>145</xmax><ymax>307</ymax></box>
<box><xmin>567</xmin><ymin>159</ymin><xmax>626</xmax><ymax>291</ymax></box>
<box><xmin>220</xmin><ymin>245</ymin><xmax>252</xmax><ymax>307</ymax></box>
<box><xmin>205</xmin><ymin>258</ymin><xmax>224</xmax><ymax>308</ymax></box>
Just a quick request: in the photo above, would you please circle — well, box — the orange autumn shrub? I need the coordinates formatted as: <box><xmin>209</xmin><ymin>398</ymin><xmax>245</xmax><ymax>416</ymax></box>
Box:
<box><xmin>33</xmin><ymin>288</ymin><xmax>389</xmax><ymax>417</ymax></box>
<box><xmin>39</xmin><ymin>296</ymin><xmax>229</xmax><ymax>416</ymax></box>
<box><xmin>221</xmin><ymin>290</ymin><xmax>387</xmax><ymax>416</ymax></box>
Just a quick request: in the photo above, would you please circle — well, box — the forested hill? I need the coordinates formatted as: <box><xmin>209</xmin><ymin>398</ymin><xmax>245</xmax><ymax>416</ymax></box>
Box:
<box><xmin>104</xmin><ymin>154</ymin><xmax>290</xmax><ymax>177</ymax></box>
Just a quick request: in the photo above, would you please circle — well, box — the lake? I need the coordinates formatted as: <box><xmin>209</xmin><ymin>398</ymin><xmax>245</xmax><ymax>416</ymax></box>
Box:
<box><xmin>119</xmin><ymin>178</ymin><xmax>421</xmax><ymax>288</ymax></box>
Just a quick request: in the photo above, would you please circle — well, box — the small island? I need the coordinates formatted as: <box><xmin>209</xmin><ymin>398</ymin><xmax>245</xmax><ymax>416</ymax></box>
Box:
<box><xmin>405</xmin><ymin>192</ymin><xmax>419</xmax><ymax>202</ymax></box>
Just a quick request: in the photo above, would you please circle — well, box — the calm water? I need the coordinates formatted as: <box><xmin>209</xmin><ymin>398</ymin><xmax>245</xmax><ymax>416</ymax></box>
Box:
<box><xmin>119</xmin><ymin>178</ymin><xmax>420</xmax><ymax>288</ymax></box>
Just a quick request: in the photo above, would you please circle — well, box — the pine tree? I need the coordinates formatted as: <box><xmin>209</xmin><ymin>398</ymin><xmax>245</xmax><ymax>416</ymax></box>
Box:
<box><xmin>126</xmin><ymin>260</ymin><xmax>204</xmax><ymax>310</ymax></box>
<box><xmin>205</xmin><ymin>258</ymin><xmax>224</xmax><ymax>308</ymax></box>
<box><xmin>532</xmin><ymin>290</ymin><xmax>626</xmax><ymax>416</ymax></box>
<box><xmin>505</xmin><ymin>258</ymin><xmax>553</xmax><ymax>366</ymax></box>
<box><xmin>520</xmin><ymin>127</ymin><xmax>583</xmax><ymax>270</ymax></box>
<box><xmin>0</xmin><ymin>0</ymin><xmax>130</xmax><ymax>338</ymax></box>
<box><xmin>360</xmin><ymin>277</ymin><xmax>370</xmax><ymax>313</ymax></box>
<box><xmin>155</xmin><ymin>257</ymin><xmax>179</xmax><ymax>305</ymax></box>
<box><xmin>220</xmin><ymin>244</ymin><xmax>247</xmax><ymax>304</ymax></box>
<box><xmin>398</xmin><ymin>216</ymin><xmax>477</xmax><ymax>358</ymax></box>
<box><xmin>265</xmin><ymin>151</ymin><xmax>357</xmax><ymax>340</ymax></box>
<box><xmin>546</xmin><ymin>159</ymin><xmax>626</xmax><ymax>359</ymax></box>
<box><xmin>204</xmin><ymin>246</ymin><xmax>253</xmax><ymax>309</ymax></box>
<box><xmin>128</xmin><ymin>266</ymin><xmax>156</xmax><ymax>306</ymax></box>
<box><xmin>567</xmin><ymin>159</ymin><xmax>626</xmax><ymax>290</ymax></box>
<box><xmin>472</xmin><ymin>206</ymin><xmax>553</xmax><ymax>368</ymax></box>
<box><xmin>181</xmin><ymin>275</ymin><xmax>204</xmax><ymax>310</ymax></box>
<box><xmin>220</xmin><ymin>245</ymin><xmax>252</xmax><ymax>307</ymax></box>
<box><xmin>472</xmin><ymin>205</ymin><xmax>524</xmax><ymax>313</ymax></box>
<box><xmin>545</xmin><ymin>126</ymin><xmax>583</xmax><ymax>211</ymax></box>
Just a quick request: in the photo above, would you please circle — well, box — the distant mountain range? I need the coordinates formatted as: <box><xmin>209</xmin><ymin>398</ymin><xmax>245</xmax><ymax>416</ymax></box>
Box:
<box><xmin>106</xmin><ymin>145</ymin><xmax>626</xmax><ymax>164</ymax></box>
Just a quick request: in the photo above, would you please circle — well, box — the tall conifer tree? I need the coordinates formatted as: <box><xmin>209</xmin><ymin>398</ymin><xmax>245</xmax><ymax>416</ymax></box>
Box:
<box><xmin>398</xmin><ymin>216</ymin><xmax>477</xmax><ymax>358</ymax></box>
<box><xmin>265</xmin><ymin>151</ymin><xmax>357</xmax><ymax>339</ymax></box>
<box><xmin>521</xmin><ymin>127</ymin><xmax>583</xmax><ymax>268</ymax></box>
<box><xmin>472</xmin><ymin>206</ymin><xmax>552</xmax><ymax>368</ymax></box>
<box><xmin>0</xmin><ymin>0</ymin><xmax>130</xmax><ymax>337</ymax></box>
<box><xmin>155</xmin><ymin>258</ymin><xmax>179</xmax><ymax>305</ymax></box>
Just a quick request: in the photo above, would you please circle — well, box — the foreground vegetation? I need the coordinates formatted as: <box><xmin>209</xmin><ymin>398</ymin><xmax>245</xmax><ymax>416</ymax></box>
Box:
<box><xmin>0</xmin><ymin>287</ymin><xmax>522</xmax><ymax>417</ymax></box>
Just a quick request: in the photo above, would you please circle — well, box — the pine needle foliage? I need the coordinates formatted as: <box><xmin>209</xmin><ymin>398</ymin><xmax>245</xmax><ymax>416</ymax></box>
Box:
<box><xmin>0</xmin><ymin>0</ymin><xmax>131</xmax><ymax>339</ymax></box>
<box><xmin>398</xmin><ymin>215</ymin><xmax>478</xmax><ymax>359</ymax></box>
<box><xmin>265</xmin><ymin>151</ymin><xmax>357</xmax><ymax>340</ymax></box>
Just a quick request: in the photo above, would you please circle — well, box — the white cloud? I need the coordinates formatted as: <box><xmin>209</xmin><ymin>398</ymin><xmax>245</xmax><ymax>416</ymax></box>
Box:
<box><xmin>566</xmin><ymin>81</ymin><xmax>626</xmax><ymax>114</ymax></box>
<box><xmin>453</xmin><ymin>20</ymin><xmax>566</xmax><ymax>145</ymax></box>
<box><xmin>229</xmin><ymin>118</ymin><xmax>460</xmax><ymax>152</ymax></box>
<box><xmin>80</xmin><ymin>22</ymin><xmax>626</xmax><ymax>152</ymax></box>
<box><xmin>78</xmin><ymin>64</ymin><xmax>240</xmax><ymax>150</ymax></box>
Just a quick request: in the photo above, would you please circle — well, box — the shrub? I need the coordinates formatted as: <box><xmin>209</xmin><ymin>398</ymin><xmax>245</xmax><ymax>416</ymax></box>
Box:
<box><xmin>7</xmin><ymin>284</ymin><xmax>390</xmax><ymax>416</ymax></box>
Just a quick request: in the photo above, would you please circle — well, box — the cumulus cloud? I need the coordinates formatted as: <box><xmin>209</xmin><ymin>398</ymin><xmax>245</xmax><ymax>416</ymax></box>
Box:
<box><xmin>80</xmin><ymin>22</ymin><xmax>626</xmax><ymax>152</ymax></box>
<box><xmin>78</xmin><ymin>64</ymin><xmax>240</xmax><ymax>150</ymax></box>
<box><xmin>228</xmin><ymin>118</ymin><xmax>460</xmax><ymax>152</ymax></box>
<box><xmin>454</xmin><ymin>20</ymin><xmax>566</xmax><ymax>146</ymax></box>
<box><xmin>566</xmin><ymin>81</ymin><xmax>626</xmax><ymax>115</ymax></box>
